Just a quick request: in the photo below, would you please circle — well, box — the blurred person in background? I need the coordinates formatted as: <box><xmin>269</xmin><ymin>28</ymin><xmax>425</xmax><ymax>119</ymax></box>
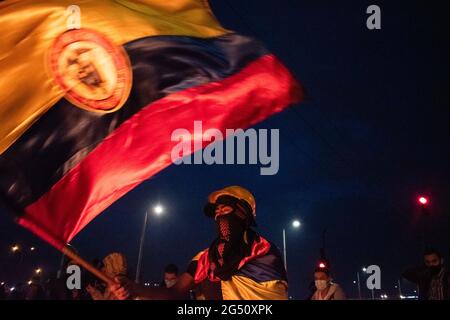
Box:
<box><xmin>87</xmin><ymin>252</ymin><xmax>128</xmax><ymax>300</ymax></box>
<box><xmin>310</xmin><ymin>267</ymin><xmax>346</xmax><ymax>300</ymax></box>
<box><xmin>25</xmin><ymin>276</ymin><xmax>45</xmax><ymax>300</ymax></box>
<box><xmin>160</xmin><ymin>264</ymin><xmax>179</xmax><ymax>288</ymax></box>
<box><xmin>402</xmin><ymin>248</ymin><xmax>450</xmax><ymax>300</ymax></box>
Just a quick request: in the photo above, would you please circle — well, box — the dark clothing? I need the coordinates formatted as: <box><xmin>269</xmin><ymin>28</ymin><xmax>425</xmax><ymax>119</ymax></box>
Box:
<box><xmin>45</xmin><ymin>276</ymin><xmax>71</xmax><ymax>300</ymax></box>
<box><xmin>188</xmin><ymin>274</ymin><xmax>223</xmax><ymax>300</ymax></box>
<box><xmin>45</xmin><ymin>273</ymin><xmax>91</xmax><ymax>300</ymax></box>
<box><xmin>0</xmin><ymin>286</ymin><xmax>6</xmax><ymax>300</ymax></box>
<box><xmin>187</xmin><ymin>234</ymin><xmax>288</xmax><ymax>300</ymax></box>
<box><xmin>402</xmin><ymin>266</ymin><xmax>450</xmax><ymax>300</ymax></box>
<box><xmin>25</xmin><ymin>284</ymin><xmax>46</xmax><ymax>300</ymax></box>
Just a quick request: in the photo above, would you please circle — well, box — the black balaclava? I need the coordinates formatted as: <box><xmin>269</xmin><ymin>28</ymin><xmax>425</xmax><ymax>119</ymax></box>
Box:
<box><xmin>205</xmin><ymin>195</ymin><xmax>255</xmax><ymax>280</ymax></box>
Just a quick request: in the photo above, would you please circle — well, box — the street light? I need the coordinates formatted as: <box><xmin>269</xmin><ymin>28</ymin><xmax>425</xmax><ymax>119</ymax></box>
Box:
<box><xmin>396</xmin><ymin>279</ymin><xmax>403</xmax><ymax>298</ymax></box>
<box><xmin>361</xmin><ymin>267</ymin><xmax>375</xmax><ymax>300</ymax></box>
<box><xmin>417</xmin><ymin>194</ymin><xmax>431</xmax><ymax>247</ymax></box>
<box><xmin>11</xmin><ymin>244</ymin><xmax>24</xmax><ymax>265</ymax></box>
<box><xmin>282</xmin><ymin>219</ymin><xmax>301</xmax><ymax>272</ymax></box>
<box><xmin>356</xmin><ymin>267</ymin><xmax>368</xmax><ymax>300</ymax></box>
<box><xmin>135</xmin><ymin>203</ymin><xmax>165</xmax><ymax>283</ymax></box>
<box><xmin>35</xmin><ymin>268</ymin><xmax>42</xmax><ymax>275</ymax></box>
<box><xmin>153</xmin><ymin>204</ymin><xmax>164</xmax><ymax>215</ymax></box>
<box><xmin>356</xmin><ymin>271</ymin><xmax>362</xmax><ymax>299</ymax></box>
<box><xmin>418</xmin><ymin>196</ymin><xmax>428</xmax><ymax>205</ymax></box>
<box><xmin>30</xmin><ymin>247</ymin><xmax>35</xmax><ymax>251</ymax></box>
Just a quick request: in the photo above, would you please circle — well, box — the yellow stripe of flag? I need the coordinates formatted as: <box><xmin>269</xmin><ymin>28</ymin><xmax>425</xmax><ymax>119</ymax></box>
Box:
<box><xmin>0</xmin><ymin>0</ymin><xmax>227</xmax><ymax>154</ymax></box>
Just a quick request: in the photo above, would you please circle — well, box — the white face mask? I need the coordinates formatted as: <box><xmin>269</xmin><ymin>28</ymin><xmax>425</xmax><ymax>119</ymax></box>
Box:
<box><xmin>315</xmin><ymin>280</ymin><xmax>329</xmax><ymax>291</ymax></box>
<box><xmin>165</xmin><ymin>279</ymin><xmax>177</xmax><ymax>288</ymax></box>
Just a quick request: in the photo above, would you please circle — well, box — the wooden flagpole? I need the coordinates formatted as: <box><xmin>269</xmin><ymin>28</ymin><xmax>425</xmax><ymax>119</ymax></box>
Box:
<box><xmin>10</xmin><ymin>217</ymin><xmax>116</xmax><ymax>287</ymax></box>
<box><xmin>60</xmin><ymin>244</ymin><xmax>115</xmax><ymax>287</ymax></box>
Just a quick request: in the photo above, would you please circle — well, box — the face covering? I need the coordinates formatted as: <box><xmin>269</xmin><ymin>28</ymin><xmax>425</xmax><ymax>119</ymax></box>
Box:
<box><xmin>428</xmin><ymin>265</ymin><xmax>442</xmax><ymax>276</ymax></box>
<box><xmin>216</xmin><ymin>212</ymin><xmax>246</xmax><ymax>243</ymax></box>
<box><xmin>164</xmin><ymin>279</ymin><xmax>177</xmax><ymax>288</ymax></box>
<box><xmin>207</xmin><ymin>204</ymin><xmax>253</xmax><ymax>281</ymax></box>
<box><xmin>213</xmin><ymin>213</ymin><xmax>247</xmax><ymax>265</ymax></box>
<box><xmin>315</xmin><ymin>280</ymin><xmax>329</xmax><ymax>291</ymax></box>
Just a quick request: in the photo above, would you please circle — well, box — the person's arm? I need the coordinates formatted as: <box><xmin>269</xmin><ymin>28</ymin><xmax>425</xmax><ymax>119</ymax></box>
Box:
<box><xmin>110</xmin><ymin>272</ymin><xmax>195</xmax><ymax>300</ymax></box>
<box><xmin>333</xmin><ymin>286</ymin><xmax>346</xmax><ymax>300</ymax></box>
<box><xmin>86</xmin><ymin>284</ymin><xmax>106</xmax><ymax>300</ymax></box>
<box><xmin>402</xmin><ymin>266</ymin><xmax>427</xmax><ymax>284</ymax></box>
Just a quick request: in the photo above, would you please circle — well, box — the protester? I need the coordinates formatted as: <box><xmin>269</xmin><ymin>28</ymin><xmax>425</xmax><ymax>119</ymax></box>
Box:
<box><xmin>310</xmin><ymin>267</ymin><xmax>346</xmax><ymax>300</ymax></box>
<box><xmin>44</xmin><ymin>257</ymin><xmax>89</xmax><ymax>300</ymax></box>
<box><xmin>25</xmin><ymin>276</ymin><xmax>45</xmax><ymax>300</ymax></box>
<box><xmin>160</xmin><ymin>264</ymin><xmax>179</xmax><ymax>288</ymax></box>
<box><xmin>402</xmin><ymin>248</ymin><xmax>450</xmax><ymax>300</ymax></box>
<box><xmin>66</xmin><ymin>259</ymin><xmax>92</xmax><ymax>300</ymax></box>
<box><xmin>45</xmin><ymin>270</ymin><xmax>71</xmax><ymax>300</ymax></box>
<box><xmin>110</xmin><ymin>186</ymin><xmax>288</xmax><ymax>300</ymax></box>
<box><xmin>87</xmin><ymin>252</ymin><xmax>128</xmax><ymax>300</ymax></box>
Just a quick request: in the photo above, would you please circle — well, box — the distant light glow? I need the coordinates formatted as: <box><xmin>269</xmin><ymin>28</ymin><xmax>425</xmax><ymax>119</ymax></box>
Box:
<box><xmin>35</xmin><ymin>268</ymin><xmax>42</xmax><ymax>274</ymax></box>
<box><xmin>30</xmin><ymin>247</ymin><xmax>35</xmax><ymax>251</ymax></box>
<box><xmin>319</xmin><ymin>262</ymin><xmax>326</xmax><ymax>268</ymax></box>
<box><xmin>153</xmin><ymin>205</ymin><xmax>164</xmax><ymax>215</ymax></box>
<box><xmin>28</xmin><ymin>280</ymin><xmax>32</xmax><ymax>285</ymax></box>
<box><xmin>362</xmin><ymin>267</ymin><xmax>367</xmax><ymax>272</ymax></box>
<box><xmin>292</xmin><ymin>220</ymin><xmax>301</xmax><ymax>228</ymax></box>
<box><xmin>11</xmin><ymin>245</ymin><xmax>20</xmax><ymax>252</ymax></box>
<box><xmin>418</xmin><ymin>196</ymin><xmax>428</xmax><ymax>205</ymax></box>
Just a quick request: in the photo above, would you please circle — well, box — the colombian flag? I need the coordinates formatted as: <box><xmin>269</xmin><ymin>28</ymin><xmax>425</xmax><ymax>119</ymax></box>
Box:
<box><xmin>0</xmin><ymin>0</ymin><xmax>303</xmax><ymax>249</ymax></box>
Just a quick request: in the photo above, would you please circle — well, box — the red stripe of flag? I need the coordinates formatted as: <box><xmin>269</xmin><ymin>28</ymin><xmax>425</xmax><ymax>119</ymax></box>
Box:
<box><xmin>19</xmin><ymin>54</ymin><xmax>303</xmax><ymax>249</ymax></box>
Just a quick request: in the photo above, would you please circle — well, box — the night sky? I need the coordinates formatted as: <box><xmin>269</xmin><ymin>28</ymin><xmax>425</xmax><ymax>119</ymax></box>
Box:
<box><xmin>1</xmin><ymin>0</ymin><xmax>449</xmax><ymax>299</ymax></box>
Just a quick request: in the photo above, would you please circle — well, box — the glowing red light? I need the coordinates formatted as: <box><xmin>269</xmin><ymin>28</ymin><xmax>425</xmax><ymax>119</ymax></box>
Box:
<box><xmin>418</xmin><ymin>197</ymin><xmax>428</xmax><ymax>205</ymax></box>
<box><xmin>319</xmin><ymin>262</ymin><xmax>326</xmax><ymax>268</ymax></box>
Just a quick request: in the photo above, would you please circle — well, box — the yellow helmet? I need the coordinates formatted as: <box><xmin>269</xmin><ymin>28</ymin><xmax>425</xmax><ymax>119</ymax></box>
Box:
<box><xmin>208</xmin><ymin>186</ymin><xmax>256</xmax><ymax>217</ymax></box>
